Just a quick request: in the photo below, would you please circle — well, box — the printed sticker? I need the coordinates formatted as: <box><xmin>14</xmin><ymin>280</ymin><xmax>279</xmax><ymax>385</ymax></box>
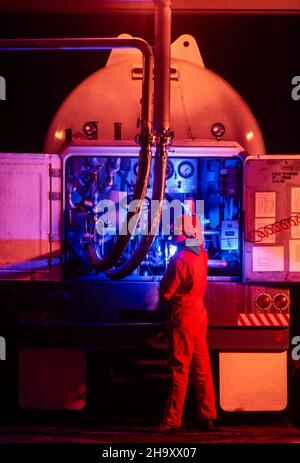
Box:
<box><xmin>289</xmin><ymin>240</ymin><xmax>300</xmax><ymax>272</ymax></box>
<box><xmin>252</xmin><ymin>246</ymin><xmax>284</xmax><ymax>272</ymax></box>
<box><xmin>255</xmin><ymin>192</ymin><xmax>276</xmax><ymax>218</ymax></box>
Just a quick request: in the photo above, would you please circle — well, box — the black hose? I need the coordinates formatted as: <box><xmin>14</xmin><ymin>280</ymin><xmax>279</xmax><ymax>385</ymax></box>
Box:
<box><xmin>105</xmin><ymin>131</ymin><xmax>171</xmax><ymax>279</ymax></box>
<box><xmin>86</xmin><ymin>127</ymin><xmax>153</xmax><ymax>270</ymax></box>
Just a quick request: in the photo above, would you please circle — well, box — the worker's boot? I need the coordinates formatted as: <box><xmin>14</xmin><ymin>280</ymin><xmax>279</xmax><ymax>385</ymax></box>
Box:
<box><xmin>146</xmin><ymin>423</ymin><xmax>181</xmax><ymax>434</ymax></box>
<box><xmin>195</xmin><ymin>419</ymin><xmax>214</xmax><ymax>432</ymax></box>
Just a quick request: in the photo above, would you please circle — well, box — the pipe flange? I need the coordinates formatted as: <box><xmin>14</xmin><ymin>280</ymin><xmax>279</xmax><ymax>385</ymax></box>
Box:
<box><xmin>135</xmin><ymin>132</ymin><xmax>155</xmax><ymax>146</ymax></box>
<box><xmin>154</xmin><ymin>128</ymin><xmax>174</xmax><ymax>145</ymax></box>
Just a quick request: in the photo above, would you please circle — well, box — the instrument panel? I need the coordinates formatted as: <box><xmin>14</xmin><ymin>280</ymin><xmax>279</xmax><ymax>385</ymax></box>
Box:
<box><xmin>130</xmin><ymin>158</ymin><xmax>197</xmax><ymax>194</ymax></box>
<box><xmin>66</xmin><ymin>155</ymin><xmax>241</xmax><ymax>278</ymax></box>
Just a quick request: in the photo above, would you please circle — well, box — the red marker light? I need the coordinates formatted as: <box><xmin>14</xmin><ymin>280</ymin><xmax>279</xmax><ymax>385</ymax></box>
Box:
<box><xmin>254</xmin><ymin>293</ymin><xmax>272</xmax><ymax>310</ymax></box>
<box><xmin>273</xmin><ymin>293</ymin><xmax>289</xmax><ymax>311</ymax></box>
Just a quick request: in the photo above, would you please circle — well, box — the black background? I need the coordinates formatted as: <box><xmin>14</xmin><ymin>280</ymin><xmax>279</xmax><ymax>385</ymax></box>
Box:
<box><xmin>0</xmin><ymin>12</ymin><xmax>299</xmax><ymax>153</ymax></box>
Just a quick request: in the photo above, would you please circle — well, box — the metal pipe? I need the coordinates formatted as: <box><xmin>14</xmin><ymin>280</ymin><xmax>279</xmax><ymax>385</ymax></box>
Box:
<box><xmin>208</xmin><ymin>260</ymin><xmax>228</xmax><ymax>269</ymax></box>
<box><xmin>0</xmin><ymin>36</ymin><xmax>153</xmax><ymax>131</ymax></box>
<box><xmin>154</xmin><ymin>0</ymin><xmax>171</xmax><ymax>131</ymax></box>
<box><xmin>0</xmin><ymin>36</ymin><xmax>154</xmax><ymax>272</ymax></box>
<box><xmin>107</xmin><ymin>0</ymin><xmax>172</xmax><ymax>279</ymax></box>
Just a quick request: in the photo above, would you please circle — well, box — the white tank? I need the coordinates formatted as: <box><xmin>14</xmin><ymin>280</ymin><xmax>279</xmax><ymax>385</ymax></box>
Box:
<box><xmin>44</xmin><ymin>34</ymin><xmax>265</xmax><ymax>156</ymax></box>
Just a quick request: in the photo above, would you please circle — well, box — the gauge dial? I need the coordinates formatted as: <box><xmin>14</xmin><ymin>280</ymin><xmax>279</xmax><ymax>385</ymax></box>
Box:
<box><xmin>178</xmin><ymin>160</ymin><xmax>195</xmax><ymax>179</ymax></box>
<box><xmin>166</xmin><ymin>160</ymin><xmax>174</xmax><ymax>180</ymax></box>
<box><xmin>133</xmin><ymin>161</ymin><xmax>139</xmax><ymax>177</ymax></box>
<box><xmin>69</xmin><ymin>188</ymin><xmax>83</xmax><ymax>209</ymax></box>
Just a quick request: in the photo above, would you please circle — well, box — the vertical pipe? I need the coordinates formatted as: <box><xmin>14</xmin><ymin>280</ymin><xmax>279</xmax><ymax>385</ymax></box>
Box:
<box><xmin>106</xmin><ymin>0</ymin><xmax>173</xmax><ymax>279</ymax></box>
<box><xmin>154</xmin><ymin>0</ymin><xmax>171</xmax><ymax>132</ymax></box>
<box><xmin>151</xmin><ymin>0</ymin><xmax>172</xmax><ymax>238</ymax></box>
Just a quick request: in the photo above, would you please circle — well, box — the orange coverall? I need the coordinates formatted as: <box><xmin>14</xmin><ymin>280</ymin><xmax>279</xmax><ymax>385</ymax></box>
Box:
<box><xmin>159</xmin><ymin>245</ymin><xmax>217</xmax><ymax>427</ymax></box>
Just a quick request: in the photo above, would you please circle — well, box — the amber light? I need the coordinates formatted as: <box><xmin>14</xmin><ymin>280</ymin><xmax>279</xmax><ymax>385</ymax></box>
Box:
<box><xmin>211</xmin><ymin>122</ymin><xmax>225</xmax><ymax>139</ymax></box>
<box><xmin>273</xmin><ymin>293</ymin><xmax>289</xmax><ymax>311</ymax></box>
<box><xmin>254</xmin><ymin>293</ymin><xmax>272</xmax><ymax>310</ymax></box>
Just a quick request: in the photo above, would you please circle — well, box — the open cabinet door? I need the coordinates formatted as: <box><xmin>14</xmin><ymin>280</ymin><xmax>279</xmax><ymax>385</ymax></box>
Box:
<box><xmin>0</xmin><ymin>153</ymin><xmax>62</xmax><ymax>280</ymax></box>
<box><xmin>244</xmin><ymin>155</ymin><xmax>300</xmax><ymax>283</ymax></box>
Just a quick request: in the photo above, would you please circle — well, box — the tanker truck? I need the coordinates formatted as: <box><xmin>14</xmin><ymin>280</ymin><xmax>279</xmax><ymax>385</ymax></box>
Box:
<box><xmin>0</xmin><ymin>33</ymin><xmax>297</xmax><ymax>418</ymax></box>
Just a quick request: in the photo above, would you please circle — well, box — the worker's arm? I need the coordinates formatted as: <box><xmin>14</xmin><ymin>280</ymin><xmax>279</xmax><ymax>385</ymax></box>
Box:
<box><xmin>159</xmin><ymin>256</ymin><xmax>184</xmax><ymax>302</ymax></box>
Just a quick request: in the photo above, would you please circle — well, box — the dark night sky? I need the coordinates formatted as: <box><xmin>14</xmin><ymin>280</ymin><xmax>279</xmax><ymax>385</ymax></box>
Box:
<box><xmin>0</xmin><ymin>12</ymin><xmax>299</xmax><ymax>153</ymax></box>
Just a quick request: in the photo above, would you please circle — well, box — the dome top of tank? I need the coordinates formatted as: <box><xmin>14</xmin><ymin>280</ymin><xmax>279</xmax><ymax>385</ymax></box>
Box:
<box><xmin>44</xmin><ymin>34</ymin><xmax>265</xmax><ymax>156</ymax></box>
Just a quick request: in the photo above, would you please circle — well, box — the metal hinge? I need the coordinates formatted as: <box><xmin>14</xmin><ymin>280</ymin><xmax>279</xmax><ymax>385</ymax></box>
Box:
<box><xmin>50</xmin><ymin>168</ymin><xmax>61</xmax><ymax>178</ymax></box>
<box><xmin>49</xmin><ymin>192</ymin><xmax>61</xmax><ymax>201</ymax></box>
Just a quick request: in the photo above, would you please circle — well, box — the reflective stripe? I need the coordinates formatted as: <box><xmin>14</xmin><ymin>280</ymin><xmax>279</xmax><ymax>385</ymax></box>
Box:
<box><xmin>240</xmin><ymin>314</ymin><xmax>252</xmax><ymax>326</ymax></box>
<box><xmin>238</xmin><ymin>313</ymin><xmax>289</xmax><ymax>326</ymax></box>
<box><xmin>249</xmin><ymin>313</ymin><xmax>260</xmax><ymax>326</ymax></box>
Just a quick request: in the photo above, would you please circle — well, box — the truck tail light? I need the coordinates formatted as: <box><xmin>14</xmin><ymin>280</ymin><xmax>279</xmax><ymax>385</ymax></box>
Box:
<box><xmin>254</xmin><ymin>293</ymin><xmax>272</xmax><ymax>311</ymax></box>
<box><xmin>273</xmin><ymin>293</ymin><xmax>289</xmax><ymax>311</ymax></box>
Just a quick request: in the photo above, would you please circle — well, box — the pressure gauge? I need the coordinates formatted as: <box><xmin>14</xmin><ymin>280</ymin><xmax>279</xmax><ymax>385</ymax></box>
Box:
<box><xmin>69</xmin><ymin>188</ymin><xmax>83</xmax><ymax>209</ymax></box>
<box><xmin>133</xmin><ymin>161</ymin><xmax>139</xmax><ymax>177</ymax></box>
<box><xmin>166</xmin><ymin>160</ymin><xmax>174</xmax><ymax>180</ymax></box>
<box><xmin>178</xmin><ymin>160</ymin><xmax>195</xmax><ymax>179</ymax></box>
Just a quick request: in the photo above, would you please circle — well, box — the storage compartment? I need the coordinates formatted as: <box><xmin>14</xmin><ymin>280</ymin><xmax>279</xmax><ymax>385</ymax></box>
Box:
<box><xmin>0</xmin><ymin>153</ymin><xmax>62</xmax><ymax>280</ymax></box>
<box><xmin>245</xmin><ymin>156</ymin><xmax>300</xmax><ymax>282</ymax></box>
<box><xmin>65</xmin><ymin>151</ymin><xmax>242</xmax><ymax>280</ymax></box>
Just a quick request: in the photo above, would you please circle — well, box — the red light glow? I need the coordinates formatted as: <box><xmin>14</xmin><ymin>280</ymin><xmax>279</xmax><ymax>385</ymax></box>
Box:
<box><xmin>255</xmin><ymin>293</ymin><xmax>272</xmax><ymax>310</ymax></box>
<box><xmin>273</xmin><ymin>294</ymin><xmax>289</xmax><ymax>311</ymax></box>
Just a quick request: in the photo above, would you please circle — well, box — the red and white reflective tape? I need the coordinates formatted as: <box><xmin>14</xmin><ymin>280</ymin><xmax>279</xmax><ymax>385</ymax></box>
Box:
<box><xmin>238</xmin><ymin>313</ymin><xmax>290</xmax><ymax>327</ymax></box>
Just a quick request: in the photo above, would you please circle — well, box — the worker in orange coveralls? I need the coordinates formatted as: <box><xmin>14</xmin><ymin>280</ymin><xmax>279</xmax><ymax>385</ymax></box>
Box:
<box><xmin>152</xmin><ymin>214</ymin><xmax>217</xmax><ymax>433</ymax></box>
